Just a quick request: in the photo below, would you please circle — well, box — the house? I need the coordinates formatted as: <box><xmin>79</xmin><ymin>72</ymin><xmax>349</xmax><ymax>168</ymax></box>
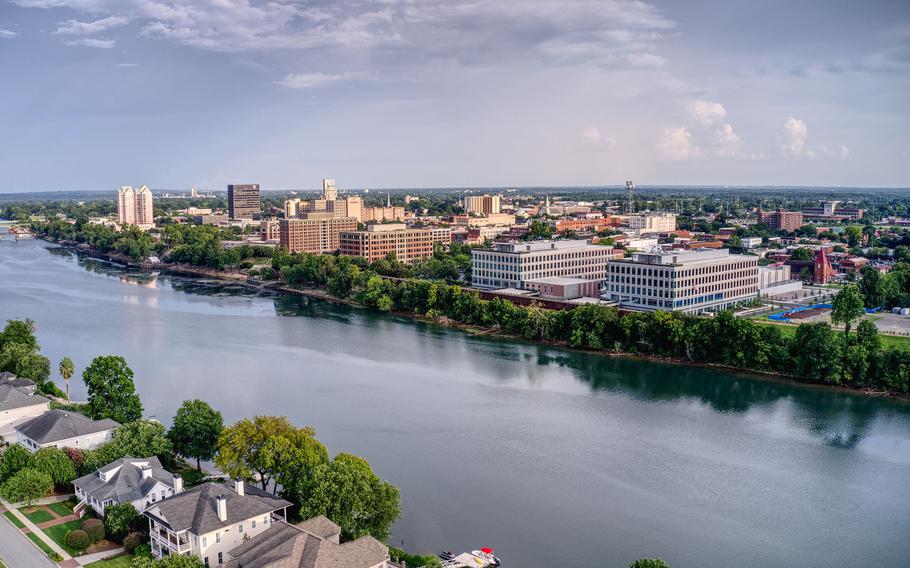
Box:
<box><xmin>0</xmin><ymin>383</ymin><xmax>50</xmax><ymax>444</ymax></box>
<box><xmin>144</xmin><ymin>480</ymin><xmax>291</xmax><ymax>566</ymax></box>
<box><xmin>0</xmin><ymin>372</ymin><xmax>38</xmax><ymax>394</ymax></box>
<box><xmin>224</xmin><ymin>514</ymin><xmax>391</xmax><ymax>568</ymax></box>
<box><xmin>14</xmin><ymin>409</ymin><xmax>119</xmax><ymax>453</ymax></box>
<box><xmin>73</xmin><ymin>456</ymin><xmax>183</xmax><ymax>518</ymax></box>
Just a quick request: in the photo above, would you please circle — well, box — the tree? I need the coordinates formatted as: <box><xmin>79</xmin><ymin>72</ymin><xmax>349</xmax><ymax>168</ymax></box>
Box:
<box><xmin>108</xmin><ymin>420</ymin><xmax>173</xmax><ymax>459</ymax></box>
<box><xmin>65</xmin><ymin>529</ymin><xmax>91</xmax><ymax>551</ymax></box>
<box><xmin>82</xmin><ymin>355</ymin><xmax>143</xmax><ymax>423</ymax></box>
<box><xmin>0</xmin><ymin>319</ymin><xmax>39</xmax><ymax>351</ymax></box>
<box><xmin>130</xmin><ymin>555</ymin><xmax>205</xmax><ymax>568</ymax></box>
<box><xmin>104</xmin><ymin>502</ymin><xmax>139</xmax><ymax>538</ymax></box>
<box><xmin>302</xmin><ymin>453</ymin><xmax>401</xmax><ymax>541</ymax></box>
<box><xmin>169</xmin><ymin>400</ymin><xmax>224</xmax><ymax>471</ymax></box>
<box><xmin>629</xmin><ymin>559</ymin><xmax>670</xmax><ymax>568</ymax></box>
<box><xmin>30</xmin><ymin>447</ymin><xmax>77</xmax><ymax>486</ymax></box>
<box><xmin>832</xmin><ymin>285</ymin><xmax>866</xmax><ymax>350</ymax></box>
<box><xmin>858</xmin><ymin>266</ymin><xmax>884</xmax><ymax>308</ymax></box>
<box><xmin>0</xmin><ymin>444</ymin><xmax>32</xmax><ymax>482</ymax></box>
<box><xmin>0</xmin><ymin>319</ymin><xmax>50</xmax><ymax>383</ymax></box>
<box><xmin>269</xmin><ymin>428</ymin><xmax>329</xmax><ymax>506</ymax></box>
<box><xmin>0</xmin><ymin>468</ymin><xmax>53</xmax><ymax>506</ymax></box>
<box><xmin>59</xmin><ymin>357</ymin><xmax>75</xmax><ymax>400</ymax></box>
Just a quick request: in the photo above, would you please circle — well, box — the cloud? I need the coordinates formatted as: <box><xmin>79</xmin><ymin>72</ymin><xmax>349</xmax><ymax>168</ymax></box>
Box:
<box><xmin>115</xmin><ymin>62</ymin><xmax>139</xmax><ymax>67</ymax></box>
<box><xmin>65</xmin><ymin>37</ymin><xmax>116</xmax><ymax>49</ymax></box>
<box><xmin>781</xmin><ymin>117</ymin><xmax>812</xmax><ymax>157</ymax></box>
<box><xmin>0</xmin><ymin>29</ymin><xmax>18</xmax><ymax>39</ymax></box>
<box><xmin>715</xmin><ymin>123</ymin><xmax>742</xmax><ymax>156</ymax></box>
<box><xmin>839</xmin><ymin>144</ymin><xmax>850</xmax><ymax>160</ymax></box>
<box><xmin>54</xmin><ymin>15</ymin><xmax>129</xmax><ymax>35</ymax></box>
<box><xmin>275</xmin><ymin>71</ymin><xmax>368</xmax><ymax>90</ymax></box>
<box><xmin>657</xmin><ymin>127</ymin><xmax>700</xmax><ymax>161</ymax></box>
<box><xmin>689</xmin><ymin>100</ymin><xmax>727</xmax><ymax>126</ymax></box>
<box><xmin>581</xmin><ymin>126</ymin><xmax>616</xmax><ymax>150</ymax></box>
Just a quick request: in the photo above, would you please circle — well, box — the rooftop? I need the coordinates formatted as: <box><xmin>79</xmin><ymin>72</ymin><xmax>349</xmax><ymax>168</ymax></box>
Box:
<box><xmin>15</xmin><ymin>409</ymin><xmax>119</xmax><ymax>444</ymax></box>
<box><xmin>488</xmin><ymin>239</ymin><xmax>596</xmax><ymax>253</ymax></box>
<box><xmin>0</xmin><ymin>384</ymin><xmax>48</xmax><ymax>412</ymax></box>
<box><xmin>73</xmin><ymin>456</ymin><xmax>178</xmax><ymax>503</ymax></box>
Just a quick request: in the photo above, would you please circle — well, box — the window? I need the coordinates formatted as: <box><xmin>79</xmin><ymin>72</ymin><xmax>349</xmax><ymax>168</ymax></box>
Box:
<box><xmin>204</xmin><ymin>558</ymin><xmax>209</xmax><ymax>568</ymax></box>
<box><xmin>218</xmin><ymin>552</ymin><xmax>223</xmax><ymax>565</ymax></box>
<box><xmin>238</xmin><ymin>523</ymin><xmax>243</xmax><ymax>533</ymax></box>
<box><xmin>215</xmin><ymin>532</ymin><xmax>221</xmax><ymax>544</ymax></box>
<box><xmin>202</xmin><ymin>536</ymin><xmax>207</xmax><ymax>547</ymax></box>
<box><xmin>252</xmin><ymin>519</ymin><xmax>257</xmax><ymax>529</ymax></box>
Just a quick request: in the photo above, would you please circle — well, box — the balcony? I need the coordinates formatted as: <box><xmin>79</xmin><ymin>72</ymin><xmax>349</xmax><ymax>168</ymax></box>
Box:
<box><xmin>151</xmin><ymin>528</ymin><xmax>191</xmax><ymax>555</ymax></box>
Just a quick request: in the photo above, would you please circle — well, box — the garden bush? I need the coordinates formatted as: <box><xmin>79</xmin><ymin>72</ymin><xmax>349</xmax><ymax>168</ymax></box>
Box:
<box><xmin>65</xmin><ymin>529</ymin><xmax>91</xmax><ymax>551</ymax></box>
<box><xmin>82</xmin><ymin>518</ymin><xmax>105</xmax><ymax>543</ymax></box>
<box><xmin>123</xmin><ymin>531</ymin><xmax>143</xmax><ymax>553</ymax></box>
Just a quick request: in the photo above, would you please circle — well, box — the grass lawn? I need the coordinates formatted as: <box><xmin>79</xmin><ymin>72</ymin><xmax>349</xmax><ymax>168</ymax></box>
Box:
<box><xmin>26</xmin><ymin>532</ymin><xmax>55</xmax><ymax>555</ymax></box>
<box><xmin>48</xmin><ymin>501</ymin><xmax>73</xmax><ymax>517</ymax></box>
<box><xmin>753</xmin><ymin>320</ymin><xmax>910</xmax><ymax>349</ymax></box>
<box><xmin>43</xmin><ymin>518</ymin><xmax>85</xmax><ymax>556</ymax></box>
<box><xmin>19</xmin><ymin>506</ymin><xmax>54</xmax><ymax>524</ymax></box>
<box><xmin>86</xmin><ymin>554</ymin><xmax>133</xmax><ymax>568</ymax></box>
<box><xmin>3</xmin><ymin>510</ymin><xmax>25</xmax><ymax>529</ymax></box>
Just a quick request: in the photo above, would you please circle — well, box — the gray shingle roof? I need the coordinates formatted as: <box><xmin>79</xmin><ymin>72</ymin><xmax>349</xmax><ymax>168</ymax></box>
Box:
<box><xmin>224</xmin><ymin>518</ymin><xmax>388</xmax><ymax>568</ymax></box>
<box><xmin>14</xmin><ymin>409</ymin><xmax>119</xmax><ymax>444</ymax></box>
<box><xmin>149</xmin><ymin>482</ymin><xmax>291</xmax><ymax>535</ymax></box>
<box><xmin>0</xmin><ymin>384</ymin><xmax>49</xmax><ymax>412</ymax></box>
<box><xmin>73</xmin><ymin>456</ymin><xmax>176</xmax><ymax>505</ymax></box>
<box><xmin>0</xmin><ymin>373</ymin><xmax>37</xmax><ymax>390</ymax></box>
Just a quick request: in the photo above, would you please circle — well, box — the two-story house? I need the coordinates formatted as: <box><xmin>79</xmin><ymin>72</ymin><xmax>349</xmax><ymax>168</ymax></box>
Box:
<box><xmin>14</xmin><ymin>409</ymin><xmax>119</xmax><ymax>452</ymax></box>
<box><xmin>0</xmin><ymin>382</ymin><xmax>50</xmax><ymax>444</ymax></box>
<box><xmin>73</xmin><ymin>456</ymin><xmax>183</xmax><ymax>518</ymax></box>
<box><xmin>144</xmin><ymin>480</ymin><xmax>291</xmax><ymax>566</ymax></box>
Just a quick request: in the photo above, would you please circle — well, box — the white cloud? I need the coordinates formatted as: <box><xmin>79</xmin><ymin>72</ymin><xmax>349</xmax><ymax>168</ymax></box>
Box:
<box><xmin>839</xmin><ymin>144</ymin><xmax>850</xmax><ymax>160</ymax></box>
<box><xmin>275</xmin><ymin>71</ymin><xmax>368</xmax><ymax>90</ymax></box>
<box><xmin>690</xmin><ymin>100</ymin><xmax>727</xmax><ymax>126</ymax></box>
<box><xmin>54</xmin><ymin>15</ymin><xmax>129</xmax><ymax>36</ymax></box>
<box><xmin>781</xmin><ymin>117</ymin><xmax>812</xmax><ymax>157</ymax></box>
<box><xmin>715</xmin><ymin>123</ymin><xmax>741</xmax><ymax>156</ymax></box>
<box><xmin>657</xmin><ymin>127</ymin><xmax>700</xmax><ymax>160</ymax></box>
<box><xmin>581</xmin><ymin>126</ymin><xmax>616</xmax><ymax>150</ymax></box>
<box><xmin>115</xmin><ymin>62</ymin><xmax>139</xmax><ymax>67</ymax></box>
<box><xmin>0</xmin><ymin>29</ymin><xmax>18</xmax><ymax>39</ymax></box>
<box><xmin>65</xmin><ymin>37</ymin><xmax>116</xmax><ymax>49</ymax></box>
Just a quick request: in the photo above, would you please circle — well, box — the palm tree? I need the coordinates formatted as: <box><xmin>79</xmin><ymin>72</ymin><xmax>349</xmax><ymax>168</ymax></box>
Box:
<box><xmin>58</xmin><ymin>357</ymin><xmax>74</xmax><ymax>400</ymax></box>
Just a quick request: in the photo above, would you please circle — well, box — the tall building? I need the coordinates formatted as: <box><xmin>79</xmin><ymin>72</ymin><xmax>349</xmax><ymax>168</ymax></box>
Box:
<box><xmin>464</xmin><ymin>194</ymin><xmax>501</xmax><ymax>215</ymax></box>
<box><xmin>322</xmin><ymin>179</ymin><xmax>337</xmax><ymax>201</ymax></box>
<box><xmin>117</xmin><ymin>185</ymin><xmax>154</xmax><ymax>227</ymax></box>
<box><xmin>362</xmin><ymin>206</ymin><xmax>405</xmax><ymax>222</ymax></box>
<box><xmin>279</xmin><ymin>214</ymin><xmax>357</xmax><ymax>254</ymax></box>
<box><xmin>622</xmin><ymin>213</ymin><xmax>676</xmax><ymax>235</ymax></box>
<box><xmin>802</xmin><ymin>201</ymin><xmax>864</xmax><ymax>221</ymax></box>
<box><xmin>227</xmin><ymin>184</ymin><xmax>261</xmax><ymax>219</ymax></box>
<box><xmin>605</xmin><ymin>248</ymin><xmax>758</xmax><ymax>314</ymax></box>
<box><xmin>471</xmin><ymin>240</ymin><xmax>615</xmax><ymax>290</ymax></box>
<box><xmin>758</xmin><ymin>208</ymin><xmax>805</xmax><ymax>232</ymax></box>
<box><xmin>340</xmin><ymin>224</ymin><xmax>451</xmax><ymax>263</ymax></box>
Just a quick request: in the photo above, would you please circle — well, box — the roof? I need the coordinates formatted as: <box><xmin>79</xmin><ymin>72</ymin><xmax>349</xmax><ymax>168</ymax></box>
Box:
<box><xmin>0</xmin><ymin>384</ymin><xmax>49</xmax><ymax>412</ymax></box>
<box><xmin>525</xmin><ymin>276</ymin><xmax>599</xmax><ymax>286</ymax></box>
<box><xmin>14</xmin><ymin>409</ymin><xmax>119</xmax><ymax>444</ymax></box>
<box><xmin>73</xmin><ymin>456</ymin><xmax>176</xmax><ymax>504</ymax></box>
<box><xmin>148</xmin><ymin>482</ymin><xmax>291</xmax><ymax>535</ymax></box>
<box><xmin>0</xmin><ymin>373</ymin><xmax>36</xmax><ymax>389</ymax></box>
<box><xmin>224</xmin><ymin>518</ymin><xmax>388</xmax><ymax>568</ymax></box>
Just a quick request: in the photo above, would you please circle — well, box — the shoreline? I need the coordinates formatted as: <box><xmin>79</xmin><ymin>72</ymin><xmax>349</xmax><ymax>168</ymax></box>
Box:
<box><xmin>37</xmin><ymin>236</ymin><xmax>910</xmax><ymax>402</ymax></box>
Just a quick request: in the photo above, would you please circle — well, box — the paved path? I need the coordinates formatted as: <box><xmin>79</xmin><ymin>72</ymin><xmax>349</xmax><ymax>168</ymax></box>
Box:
<box><xmin>0</xmin><ymin>497</ymin><xmax>72</xmax><ymax>561</ymax></box>
<box><xmin>0</xmin><ymin>503</ymin><xmax>57</xmax><ymax>568</ymax></box>
<box><xmin>74</xmin><ymin>548</ymin><xmax>126</xmax><ymax>565</ymax></box>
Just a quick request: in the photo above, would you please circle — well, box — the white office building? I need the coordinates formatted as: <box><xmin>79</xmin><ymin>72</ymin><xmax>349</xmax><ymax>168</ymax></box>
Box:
<box><xmin>471</xmin><ymin>240</ymin><xmax>615</xmax><ymax>290</ymax></box>
<box><xmin>605</xmin><ymin>248</ymin><xmax>758</xmax><ymax>314</ymax></box>
<box><xmin>622</xmin><ymin>213</ymin><xmax>676</xmax><ymax>235</ymax></box>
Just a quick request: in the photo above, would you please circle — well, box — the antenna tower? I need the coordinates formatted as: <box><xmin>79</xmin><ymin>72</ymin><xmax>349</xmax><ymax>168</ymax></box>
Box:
<box><xmin>625</xmin><ymin>180</ymin><xmax>635</xmax><ymax>215</ymax></box>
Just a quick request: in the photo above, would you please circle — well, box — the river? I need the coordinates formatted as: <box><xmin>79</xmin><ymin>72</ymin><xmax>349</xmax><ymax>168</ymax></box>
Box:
<box><xmin>1</xmin><ymin>234</ymin><xmax>909</xmax><ymax>568</ymax></box>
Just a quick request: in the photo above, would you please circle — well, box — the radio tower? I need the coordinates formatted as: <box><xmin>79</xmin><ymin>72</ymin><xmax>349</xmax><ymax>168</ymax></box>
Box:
<box><xmin>625</xmin><ymin>180</ymin><xmax>635</xmax><ymax>215</ymax></box>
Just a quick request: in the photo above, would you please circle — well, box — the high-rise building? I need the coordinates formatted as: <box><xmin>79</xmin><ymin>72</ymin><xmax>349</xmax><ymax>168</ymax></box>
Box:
<box><xmin>801</xmin><ymin>202</ymin><xmax>864</xmax><ymax>221</ymax></box>
<box><xmin>339</xmin><ymin>224</ymin><xmax>451</xmax><ymax>263</ymax></box>
<box><xmin>279</xmin><ymin>214</ymin><xmax>357</xmax><ymax>254</ymax></box>
<box><xmin>464</xmin><ymin>194</ymin><xmax>502</xmax><ymax>215</ymax></box>
<box><xmin>322</xmin><ymin>179</ymin><xmax>337</xmax><ymax>201</ymax></box>
<box><xmin>227</xmin><ymin>184</ymin><xmax>261</xmax><ymax>219</ymax></box>
<box><xmin>117</xmin><ymin>185</ymin><xmax>154</xmax><ymax>227</ymax></box>
<box><xmin>471</xmin><ymin>240</ymin><xmax>615</xmax><ymax>290</ymax></box>
<box><xmin>622</xmin><ymin>213</ymin><xmax>677</xmax><ymax>234</ymax></box>
<box><xmin>758</xmin><ymin>208</ymin><xmax>805</xmax><ymax>232</ymax></box>
<box><xmin>605</xmin><ymin>248</ymin><xmax>758</xmax><ymax>314</ymax></box>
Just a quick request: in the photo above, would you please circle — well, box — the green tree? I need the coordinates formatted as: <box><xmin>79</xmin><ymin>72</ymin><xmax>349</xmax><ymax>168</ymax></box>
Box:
<box><xmin>268</xmin><ymin>428</ymin><xmax>329</xmax><ymax>506</ymax></box>
<box><xmin>129</xmin><ymin>555</ymin><xmax>205</xmax><ymax>568</ymax></box>
<box><xmin>302</xmin><ymin>453</ymin><xmax>401</xmax><ymax>541</ymax></box>
<box><xmin>59</xmin><ymin>356</ymin><xmax>75</xmax><ymax>400</ymax></box>
<box><xmin>0</xmin><ymin>319</ymin><xmax>39</xmax><ymax>351</ymax></box>
<box><xmin>857</xmin><ymin>266</ymin><xmax>884</xmax><ymax>308</ymax></box>
<box><xmin>629</xmin><ymin>559</ymin><xmax>670</xmax><ymax>568</ymax></box>
<box><xmin>30</xmin><ymin>447</ymin><xmax>77</xmax><ymax>486</ymax></box>
<box><xmin>0</xmin><ymin>468</ymin><xmax>53</xmax><ymax>506</ymax></box>
<box><xmin>104</xmin><ymin>502</ymin><xmax>139</xmax><ymax>538</ymax></box>
<box><xmin>216</xmin><ymin>416</ymin><xmax>302</xmax><ymax>490</ymax></box>
<box><xmin>832</xmin><ymin>285</ymin><xmax>866</xmax><ymax>349</ymax></box>
<box><xmin>107</xmin><ymin>420</ymin><xmax>173</xmax><ymax>459</ymax></box>
<box><xmin>168</xmin><ymin>400</ymin><xmax>224</xmax><ymax>472</ymax></box>
<box><xmin>0</xmin><ymin>342</ymin><xmax>51</xmax><ymax>383</ymax></box>
<box><xmin>0</xmin><ymin>444</ymin><xmax>31</xmax><ymax>482</ymax></box>
<box><xmin>82</xmin><ymin>355</ymin><xmax>143</xmax><ymax>423</ymax></box>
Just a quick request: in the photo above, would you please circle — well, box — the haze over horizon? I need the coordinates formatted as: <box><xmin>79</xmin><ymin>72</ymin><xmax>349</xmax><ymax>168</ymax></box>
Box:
<box><xmin>1</xmin><ymin>0</ymin><xmax>908</xmax><ymax>193</ymax></box>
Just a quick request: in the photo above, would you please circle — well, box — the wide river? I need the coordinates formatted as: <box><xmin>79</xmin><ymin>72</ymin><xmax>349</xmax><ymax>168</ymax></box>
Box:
<box><xmin>1</xmin><ymin>234</ymin><xmax>909</xmax><ymax>568</ymax></box>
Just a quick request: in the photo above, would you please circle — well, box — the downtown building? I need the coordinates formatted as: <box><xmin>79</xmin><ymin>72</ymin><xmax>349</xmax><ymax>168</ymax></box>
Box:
<box><xmin>227</xmin><ymin>184</ymin><xmax>261</xmax><ymax>219</ymax></box>
<box><xmin>604</xmin><ymin>248</ymin><xmax>758</xmax><ymax>314</ymax></box>
<box><xmin>471</xmin><ymin>240</ymin><xmax>616</xmax><ymax>290</ymax></box>
<box><xmin>621</xmin><ymin>213</ymin><xmax>677</xmax><ymax>235</ymax></box>
<box><xmin>801</xmin><ymin>201</ymin><xmax>864</xmax><ymax>221</ymax></box>
<box><xmin>339</xmin><ymin>223</ymin><xmax>451</xmax><ymax>263</ymax></box>
<box><xmin>758</xmin><ymin>208</ymin><xmax>805</xmax><ymax>232</ymax></box>
<box><xmin>117</xmin><ymin>185</ymin><xmax>154</xmax><ymax>228</ymax></box>
<box><xmin>463</xmin><ymin>193</ymin><xmax>501</xmax><ymax>215</ymax></box>
<box><xmin>279</xmin><ymin>213</ymin><xmax>357</xmax><ymax>254</ymax></box>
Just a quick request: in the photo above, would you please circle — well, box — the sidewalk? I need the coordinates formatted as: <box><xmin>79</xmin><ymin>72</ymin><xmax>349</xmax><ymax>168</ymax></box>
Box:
<box><xmin>0</xmin><ymin>497</ymin><xmax>72</xmax><ymax>562</ymax></box>
<box><xmin>74</xmin><ymin>548</ymin><xmax>126</xmax><ymax>565</ymax></box>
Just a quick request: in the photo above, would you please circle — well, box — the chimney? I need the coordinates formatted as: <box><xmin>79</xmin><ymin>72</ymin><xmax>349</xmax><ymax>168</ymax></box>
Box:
<box><xmin>234</xmin><ymin>478</ymin><xmax>244</xmax><ymax>496</ymax></box>
<box><xmin>216</xmin><ymin>495</ymin><xmax>227</xmax><ymax>522</ymax></box>
<box><xmin>140</xmin><ymin>465</ymin><xmax>152</xmax><ymax>480</ymax></box>
<box><xmin>173</xmin><ymin>474</ymin><xmax>183</xmax><ymax>494</ymax></box>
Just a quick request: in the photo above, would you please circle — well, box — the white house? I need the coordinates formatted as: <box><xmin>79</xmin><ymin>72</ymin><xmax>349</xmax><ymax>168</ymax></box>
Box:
<box><xmin>14</xmin><ymin>409</ymin><xmax>119</xmax><ymax>453</ymax></box>
<box><xmin>73</xmin><ymin>456</ymin><xmax>183</xmax><ymax>518</ymax></box>
<box><xmin>144</xmin><ymin>480</ymin><xmax>291</xmax><ymax>567</ymax></box>
<box><xmin>0</xmin><ymin>383</ymin><xmax>51</xmax><ymax>444</ymax></box>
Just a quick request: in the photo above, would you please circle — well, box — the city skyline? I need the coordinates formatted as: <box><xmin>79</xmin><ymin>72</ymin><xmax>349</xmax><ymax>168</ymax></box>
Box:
<box><xmin>1</xmin><ymin>0</ymin><xmax>909</xmax><ymax>192</ymax></box>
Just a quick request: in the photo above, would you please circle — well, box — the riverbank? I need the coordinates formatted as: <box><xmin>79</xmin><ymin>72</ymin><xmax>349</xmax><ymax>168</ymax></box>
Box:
<box><xmin>39</xmin><ymin>236</ymin><xmax>910</xmax><ymax>400</ymax></box>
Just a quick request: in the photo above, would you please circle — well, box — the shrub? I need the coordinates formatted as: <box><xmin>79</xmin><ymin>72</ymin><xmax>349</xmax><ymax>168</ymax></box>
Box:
<box><xmin>82</xmin><ymin>518</ymin><xmax>105</xmax><ymax>543</ymax></box>
<box><xmin>133</xmin><ymin>543</ymin><xmax>152</xmax><ymax>559</ymax></box>
<box><xmin>123</xmin><ymin>531</ymin><xmax>143</xmax><ymax>553</ymax></box>
<box><xmin>0</xmin><ymin>468</ymin><xmax>53</xmax><ymax>506</ymax></box>
<box><xmin>30</xmin><ymin>447</ymin><xmax>77</xmax><ymax>486</ymax></box>
<box><xmin>104</xmin><ymin>502</ymin><xmax>139</xmax><ymax>539</ymax></box>
<box><xmin>0</xmin><ymin>444</ymin><xmax>31</xmax><ymax>482</ymax></box>
<box><xmin>49</xmin><ymin>552</ymin><xmax>63</xmax><ymax>562</ymax></box>
<box><xmin>65</xmin><ymin>529</ymin><xmax>91</xmax><ymax>551</ymax></box>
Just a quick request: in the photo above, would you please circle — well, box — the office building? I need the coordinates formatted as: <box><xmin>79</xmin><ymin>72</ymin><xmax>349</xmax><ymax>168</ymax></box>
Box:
<box><xmin>758</xmin><ymin>208</ymin><xmax>805</xmax><ymax>232</ymax></box>
<box><xmin>802</xmin><ymin>201</ymin><xmax>864</xmax><ymax>221</ymax></box>
<box><xmin>322</xmin><ymin>178</ymin><xmax>337</xmax><ymax>201</ymax></box>
<box><xmin>117</xmin><ymin>185</ymin><xmax>154</xmax><ymax>227</ymax></box>
<box><xmin>340</xmin><ymin>224</ymin><xmax>451</xmax><ymax>263</ymax></box>
<box><xmin>279</xmin><ymin>214</ymin><xmax>357</xmax><ymax>254</ymax></box>
<box><xmin>464</xmin><ymin>194</ymin><xmax>501</xmax><ymax>215</ymax></box>
<box><xmin>227</xmin><ymin>184</ymin><xmax>261</xmax><ymax>219</ymax></box>
<box><xmin>362</xmin><ymin>206</ymin><xmax>405</xmax><ymax>222</ymax></box>
<box><xmin>622</xmin><ymin>213</ymin><xmax>676</xmax><ymax>235</ymax></box>
<box><xmin>471</xmin><ymin>240</ymin><xmax>615</xmax><ymax>290</ymax></box>
<box><xmin>605</xmin><ymin>248</ymin><xmax>758</xmax><ymax>314</ymax></box>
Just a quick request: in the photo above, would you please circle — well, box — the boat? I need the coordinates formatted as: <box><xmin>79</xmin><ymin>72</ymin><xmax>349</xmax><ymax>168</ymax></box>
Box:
<box><xmin>472</xmin><ymin>548</ymin><xmax>501</xmax><ymax>566</ymax></box>
<box><xmin>438</xmin><ymin>547</ymin><xmax>500</xmax><ymax>567</ymax></box>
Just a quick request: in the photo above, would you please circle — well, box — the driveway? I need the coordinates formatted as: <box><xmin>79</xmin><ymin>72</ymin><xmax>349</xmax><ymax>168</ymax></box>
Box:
<box><xmin>0</xmin><ymin>508</ymin><xmax>56</xmax><ymax>568</ymax></box>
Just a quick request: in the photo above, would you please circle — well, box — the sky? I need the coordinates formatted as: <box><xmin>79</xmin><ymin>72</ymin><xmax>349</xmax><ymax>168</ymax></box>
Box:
<box><xmin>0</xmin><ymin>0</ymin><xmax>908</xmax><ymax>192</ymax></box>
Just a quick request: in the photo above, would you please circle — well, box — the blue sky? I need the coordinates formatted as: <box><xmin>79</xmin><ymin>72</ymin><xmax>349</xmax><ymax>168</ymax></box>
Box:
<box><xmin>1</xmin><ymin>0</ymin><xmax>908</xmax><ymax>192</ymax></box>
